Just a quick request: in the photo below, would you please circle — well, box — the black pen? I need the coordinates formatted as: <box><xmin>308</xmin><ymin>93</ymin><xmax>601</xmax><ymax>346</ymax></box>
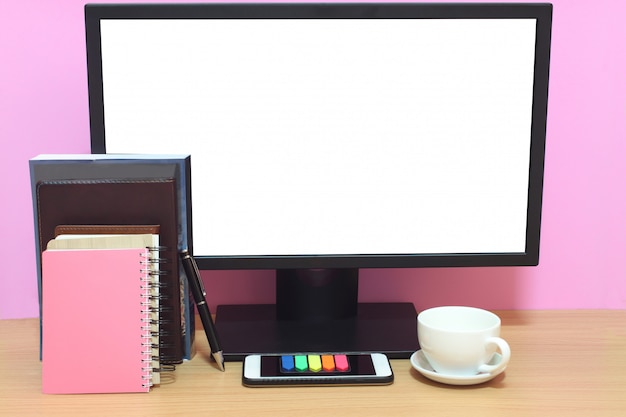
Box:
<box><xmin>180</xmin><ymin>250</ymin><xmax>225</xmax><ymax>371</ymax></box>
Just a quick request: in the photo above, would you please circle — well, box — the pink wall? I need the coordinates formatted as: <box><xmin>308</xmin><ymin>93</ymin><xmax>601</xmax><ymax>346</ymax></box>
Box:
<box><xmin>2</xmin><ymin>1</ymin><xmax>625</xmax><ymax>319</ymax></box>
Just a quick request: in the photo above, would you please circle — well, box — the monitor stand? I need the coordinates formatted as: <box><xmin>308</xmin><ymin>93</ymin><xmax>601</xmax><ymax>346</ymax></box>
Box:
<box><xmin>214</xmin><ymin>268</ymin><xmax>418</xmax><ymax>361</ymax></box>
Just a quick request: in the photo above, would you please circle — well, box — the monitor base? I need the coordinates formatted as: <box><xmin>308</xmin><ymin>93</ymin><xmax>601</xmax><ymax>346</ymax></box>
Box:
<box><xmin>214</xmin><ymin>302</ymin><xmax>419</xmax><ymax>361</ymax></box>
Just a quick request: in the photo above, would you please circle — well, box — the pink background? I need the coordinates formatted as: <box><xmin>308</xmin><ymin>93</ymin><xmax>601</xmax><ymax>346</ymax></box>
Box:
<box><xmin>1</xmin><ymin>0</ymin><xmax>625</xmax><ymax>319</ymax></box>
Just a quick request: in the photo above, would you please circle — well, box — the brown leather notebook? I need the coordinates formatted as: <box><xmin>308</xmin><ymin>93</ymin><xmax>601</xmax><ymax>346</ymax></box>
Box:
<box><xmin>36</xmin><ymin>178</ymin><xmax>184</xmax><ymax>364</ymax></box>
<box><xmin>54</xmin><ymin>224</ymin><xmax>160</xmax><ymax>236</ymax></box>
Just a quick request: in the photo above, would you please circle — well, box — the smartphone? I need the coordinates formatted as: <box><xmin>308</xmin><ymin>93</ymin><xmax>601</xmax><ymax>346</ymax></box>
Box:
<box><xmin>242</xmin><ymin>353</ymin><xmax>393</xmax><ymax>387</ymax></box>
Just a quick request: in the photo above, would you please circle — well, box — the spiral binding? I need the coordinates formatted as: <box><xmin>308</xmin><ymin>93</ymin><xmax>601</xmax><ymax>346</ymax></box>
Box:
<box><xmin>139</xmin><ymin>247</ymin><xmax>175</xmax><ymax>389</ymax></box>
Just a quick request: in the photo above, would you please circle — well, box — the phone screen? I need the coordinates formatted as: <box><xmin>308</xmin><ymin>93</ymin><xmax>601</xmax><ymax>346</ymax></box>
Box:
<box><xmin>260</xmin><ymin>354</ymin><xmax>376</xmax><ymax>377</ymax></box>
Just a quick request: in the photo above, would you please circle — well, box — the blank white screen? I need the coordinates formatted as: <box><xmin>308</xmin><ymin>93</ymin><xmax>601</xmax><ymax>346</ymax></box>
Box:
<box><xmin>100</xmin><ymin>18</ymin><xmax>536</xmax><ymax>256</ymax></box>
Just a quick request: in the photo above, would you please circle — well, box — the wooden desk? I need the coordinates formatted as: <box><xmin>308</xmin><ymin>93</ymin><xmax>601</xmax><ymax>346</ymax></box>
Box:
<box><xmin>1</xmin><ymin>310</ymin><xmax>625</xmax><ymax>416</ymax></box>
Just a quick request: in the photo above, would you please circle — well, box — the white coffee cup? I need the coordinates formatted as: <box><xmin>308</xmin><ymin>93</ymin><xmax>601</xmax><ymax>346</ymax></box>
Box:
<box><xmin>417</xmin><ymin>306</ymin><xmax>511</xmax><ymax>376</ymax></box>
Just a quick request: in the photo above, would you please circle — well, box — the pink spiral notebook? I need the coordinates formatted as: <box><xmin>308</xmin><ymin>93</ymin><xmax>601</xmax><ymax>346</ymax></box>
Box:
<box><xmin>42</xmin><ymin>247</ymin><xmax>159</xmax><ymax>394</ymax></box>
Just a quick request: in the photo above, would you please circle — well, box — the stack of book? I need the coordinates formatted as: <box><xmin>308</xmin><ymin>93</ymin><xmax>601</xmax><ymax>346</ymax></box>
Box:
<box><xmin>29</xmin><ymin>154</ymin><xmax>194</xmax><ymax>394</ymax></box>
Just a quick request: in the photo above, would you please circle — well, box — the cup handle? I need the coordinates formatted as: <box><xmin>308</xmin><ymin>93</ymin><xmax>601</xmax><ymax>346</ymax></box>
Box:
<box><xmin>478</xmin><ymin>337</ymin><xmax>511</xmax><ymax>375</ymax></box>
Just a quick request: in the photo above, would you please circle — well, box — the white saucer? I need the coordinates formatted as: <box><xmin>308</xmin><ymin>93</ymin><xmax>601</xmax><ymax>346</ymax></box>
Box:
<box><xmin>410</xmin><ymin>350</ymin><xmax>505</xmax><ymax>386</ymax></box>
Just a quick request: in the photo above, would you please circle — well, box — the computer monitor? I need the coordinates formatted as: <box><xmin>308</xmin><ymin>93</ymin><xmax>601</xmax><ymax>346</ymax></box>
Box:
<box><xmin>86</xmin><ymin>3</ymin><xmax>551</xmax><ymax>360</ymax></box>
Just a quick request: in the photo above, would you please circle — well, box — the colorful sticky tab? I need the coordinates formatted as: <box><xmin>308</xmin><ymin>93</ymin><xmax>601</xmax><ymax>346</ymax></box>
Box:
<box><xmin>281</xmin><ymin>355</ymin><xmax>295</xmax><ymax>372</ymax></box>
<box><xmin>321</xmin><ymin>354</ymin><xmax>335</xmax><ymax>371</ymax></box>
<box><xmin>334</xmin><ymin>354</ymin><xmax>350</xmax><ymax>372</ymax></box>
<box><xmin>294</xmin><ymin>355</ymin><xmax>308</xmax><ymax>372</ymax></box>
<box><xmin>308</xmin><ymin>355</ymin><xmax>322</xmax><ymax>372</ymax></box>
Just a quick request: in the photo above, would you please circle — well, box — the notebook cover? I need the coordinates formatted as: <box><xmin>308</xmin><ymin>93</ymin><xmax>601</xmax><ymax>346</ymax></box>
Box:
<box><xmin>42</xmin><ymin>248</ymin><xmax>153</xmax><ymax>394</ymax></box>
<box><xmin>36</xmin><ymin>178</ymin><xmax>184</xmax><ymax>364</ymax></box>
